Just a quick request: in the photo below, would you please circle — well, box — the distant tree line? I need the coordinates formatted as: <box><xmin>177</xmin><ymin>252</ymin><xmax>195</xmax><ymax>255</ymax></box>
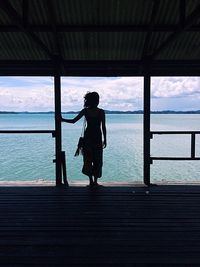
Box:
<box><xmin>1</xmin><ymin>110</ymin><xmax>200</xmax><ymax>114</ymax></box>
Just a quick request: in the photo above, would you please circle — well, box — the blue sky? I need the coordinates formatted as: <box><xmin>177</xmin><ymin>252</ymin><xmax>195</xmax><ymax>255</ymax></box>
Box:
<box><xmin>0</xmin><ymin>76</ymin><xmax>199</xmax><ymax>111</ymax></box>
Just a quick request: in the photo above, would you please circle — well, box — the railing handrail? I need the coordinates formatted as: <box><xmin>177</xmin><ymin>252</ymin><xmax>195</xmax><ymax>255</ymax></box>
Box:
<box><xmin>0</xmin><ymin>130</ymin><xmax>55</xmax><ymax>134</ymax></box>
<box><xmin>151</xmin><ymin>130</ymin><xmax>200</xmax><ymax>135</ymax></box>
<box><xmin>151</xmin><ymin>157</ymin><xmax>200</xmax><ymax>160</ymax></box>
<box><xmin>151</xmin><ymin>130</ymin><xmax>200</xmax><ymax>161</ymax></box>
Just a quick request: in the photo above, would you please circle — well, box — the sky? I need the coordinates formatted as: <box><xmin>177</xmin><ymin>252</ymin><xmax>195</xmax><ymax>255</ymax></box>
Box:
<box><xmin>0</xmin><ymin>76</ymin><xmax>200</xmax><ymax>111</ymax></box>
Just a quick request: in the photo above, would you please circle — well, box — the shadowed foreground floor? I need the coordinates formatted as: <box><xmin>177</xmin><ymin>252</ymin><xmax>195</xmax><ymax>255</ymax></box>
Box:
<box><xmin>0</xmin><ymin>184</ymin><xmax>200</xmax><ymax>266</ymax></box>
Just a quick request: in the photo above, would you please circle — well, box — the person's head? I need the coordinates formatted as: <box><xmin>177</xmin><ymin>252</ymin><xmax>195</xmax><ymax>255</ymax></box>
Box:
<box><xmin>84</xmin><ymin>92</ymin><xmax>99</xmax><ymax>108</ymax></box>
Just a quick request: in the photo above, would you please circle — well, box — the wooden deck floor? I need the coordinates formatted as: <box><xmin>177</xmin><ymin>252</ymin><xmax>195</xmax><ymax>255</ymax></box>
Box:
<box><xmin>0</xmin><ymin>184</ymin><xmax>200</xmax><ymax>266</ymax></box>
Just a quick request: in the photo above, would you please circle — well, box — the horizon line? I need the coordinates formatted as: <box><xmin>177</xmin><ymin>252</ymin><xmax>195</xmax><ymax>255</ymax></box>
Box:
<box><xmin>0</xmin><ymin>109</ymin><xmax>200</xmax><ymax>114</ymax></box>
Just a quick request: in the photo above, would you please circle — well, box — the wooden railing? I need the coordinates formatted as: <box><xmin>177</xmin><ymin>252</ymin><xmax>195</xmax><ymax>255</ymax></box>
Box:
<box><xmin>0</xmin><ymin>130</ymin><xmax>55</xmax><ymax>135</ymax></box>
<box><xmin>0</xmin><ymin>130</ymin><xmax>68</xmax><ymax>186</ymax></box>
<box><xmin>150</xmin><ymin>131</ymin><xmax>200</xmax><ymax>162</ymax></box>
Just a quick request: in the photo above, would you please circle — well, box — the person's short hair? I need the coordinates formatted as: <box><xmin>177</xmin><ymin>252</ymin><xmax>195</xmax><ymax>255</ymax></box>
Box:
<box><xmin>84</xmin><ymin>92</ymin><xmax>99</xmax><ymax>108</ymax></box>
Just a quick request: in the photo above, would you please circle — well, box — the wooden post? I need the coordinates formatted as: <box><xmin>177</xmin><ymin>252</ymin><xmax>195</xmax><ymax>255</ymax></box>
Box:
<box><xmin>143</xmin><ymin>71</ymin><xmax>151</xmax><ymax>185</ymax></box>
<box><xmin>54</xmin><ymin>61</ymin><xmax>62</xmax><ymax>186</ymax></box>
<box><xmin>61</xmin><ymin>151</ymin><xmax>69</xmax><ymax>186</ymax></box>
<box><xmin>191</xmin><ymin>133</ymin><xmax>195</xmax><ymax>159</ymax></box>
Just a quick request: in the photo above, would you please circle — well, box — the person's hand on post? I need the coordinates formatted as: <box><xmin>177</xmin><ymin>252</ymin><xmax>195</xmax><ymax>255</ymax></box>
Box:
<box><xmin>103</xmin><ymin>140</ymin><xmax>107</xmax><ymax>149</ymax></box>
<box><xmin>56</xmin><ymin>116</ymin><xmax>62</xmax><ymax>123</ymax></box>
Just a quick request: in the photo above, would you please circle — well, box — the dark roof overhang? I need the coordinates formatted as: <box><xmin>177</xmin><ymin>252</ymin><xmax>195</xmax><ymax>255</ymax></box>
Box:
<box><xmin>0</xmin><ymin>1</ymin><xmax>199</xmax><ymax>76</ymax></box>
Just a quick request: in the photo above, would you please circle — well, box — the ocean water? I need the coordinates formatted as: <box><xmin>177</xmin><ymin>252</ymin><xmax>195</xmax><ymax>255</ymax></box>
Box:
<box><xmin>0</xmin><ymin>113</ymin><xmax>200</xmax><ymax>184</ymax></box>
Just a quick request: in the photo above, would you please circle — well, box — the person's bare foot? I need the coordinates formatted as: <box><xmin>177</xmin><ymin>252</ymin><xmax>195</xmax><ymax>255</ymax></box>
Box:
<box><xmin>93</xmin><ymin>182</ymin><xmax>99</xmax><ymax>187</ymax></box>
<box><xmin>94</xmin><ymin>177</ymin><xmax>98</xmax><ymax>185</ymax></box>
<box><xmin>89</xmin><ymin>176</ymin><xmax>94</xmax><ymax>187</ymax></box>
<box><xmin>89</xmin><ymin>180</ymin><xmax>94</xmax><ymax>187</ymax></box>
<box><xmin>89</xmin><ymin>181</ymin><xmax>94</xmax><ymax>187</ymax></box>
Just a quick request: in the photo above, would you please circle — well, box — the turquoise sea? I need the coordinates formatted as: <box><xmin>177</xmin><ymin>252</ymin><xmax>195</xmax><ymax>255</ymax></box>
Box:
<box><xmin>0</xmin><ymin>113</ymin><xmax>200</xmax><ymax>184</ymax></box>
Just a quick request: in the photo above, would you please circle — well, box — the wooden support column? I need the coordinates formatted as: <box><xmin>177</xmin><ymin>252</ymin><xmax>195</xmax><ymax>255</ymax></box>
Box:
<box><xmin>143</xmin><ymin>70</ymin><xmax>151</xmax><ymax>185</ymax></box>
<box><xmin>54</xmin><ymin>62</ymin><xmax>62</xmax><ymax>186</ymax></box>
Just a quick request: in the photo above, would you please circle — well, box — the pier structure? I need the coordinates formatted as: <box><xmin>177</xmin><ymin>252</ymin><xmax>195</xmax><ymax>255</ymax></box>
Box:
<box><xmin>0</xmin><ymin>2</ymin><xmax>200</xmax><ymax>265</ymax></box>
<box><xmin>0</xmin><ymin>1</ymin><xmax>200</xmax><ymax>185</ymax></box>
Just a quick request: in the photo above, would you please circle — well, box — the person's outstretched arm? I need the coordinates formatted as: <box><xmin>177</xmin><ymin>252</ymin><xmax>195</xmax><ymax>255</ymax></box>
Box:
<box><xmin>62</xmin><ymin>109</ymin><xmax>85</xmax><ymax>124</ymax></box>
<box><xmin>102</xmin><ymin>110</ymin><xmax>107</xmax><ymax>148</ymax></box>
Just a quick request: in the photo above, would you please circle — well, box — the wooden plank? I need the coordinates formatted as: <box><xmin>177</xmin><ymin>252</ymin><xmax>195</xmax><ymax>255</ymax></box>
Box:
<box><xmin>0</xmin><ymin>185</ymin><xmax>199</xmax><ymax>266</ymax></box>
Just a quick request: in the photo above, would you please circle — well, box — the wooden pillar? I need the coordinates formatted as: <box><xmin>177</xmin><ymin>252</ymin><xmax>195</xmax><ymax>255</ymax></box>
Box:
<box><xmin>54</xmin><ymin>64</ymin><xmax>62</xmax><ymax>186</ymax></box>
<box><xmin>143</xmin><ymin>72</ymin><xmax>151</xmax><ymax>185</ymax></box>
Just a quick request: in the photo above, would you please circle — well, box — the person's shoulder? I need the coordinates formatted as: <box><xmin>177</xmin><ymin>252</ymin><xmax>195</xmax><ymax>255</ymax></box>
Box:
<box><xmin>78</xmin><ymin>108</ymin><xmax>86</xmax><ymax>116</ymax></box>
<box><xmin>80</xmin><ymin>108</ymin><xmax>86</xmax><ymax>113</ymax></box>
<box><xmin>98</xmin><ymin>108</ymin><xmax>105</xmax><ymax>116</ymax></box>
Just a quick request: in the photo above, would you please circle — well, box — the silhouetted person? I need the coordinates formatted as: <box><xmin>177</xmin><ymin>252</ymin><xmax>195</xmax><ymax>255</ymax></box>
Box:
<box><xmin>61</xmin><ymin>92</ymin><xmax>107</xmax><ymax>187</ymax></box>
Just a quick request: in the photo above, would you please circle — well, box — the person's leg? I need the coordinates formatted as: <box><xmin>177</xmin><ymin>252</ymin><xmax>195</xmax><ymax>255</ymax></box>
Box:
<box><xmin>89</xmin><ymin>175</ymin><xmax>94</xmax><ymax>186</ymax></box>
<box><xmin>82</xmin><ymin>147</ymin><xmax>93</xmax><ymax>186</ymax></box>
<box><xmin>94</xmin><ymin>176</ymin><xmax>98</xmax><ymax>185</ymax></box>
<box><xmin>93</xmin><ymin>148</ymin><xmax>103</xmax><ymax>185</ymax></box>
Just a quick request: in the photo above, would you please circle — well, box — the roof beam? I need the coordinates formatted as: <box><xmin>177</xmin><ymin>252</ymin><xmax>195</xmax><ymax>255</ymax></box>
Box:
<box><xmin>151</xmin><ymin>3</ymin><xmax>200</xmax><ymax>59</ymax></box>
<box><xmin>141</xmin><ymin>0</ymin><xmax>159</xmax><ymax>60</ymax></box>
<box><xmin>1</xmin><ymin>60</ymin><xmax>200</xmax><ymax>76</ymax></box>
<box><xmin>179</xmin><ymin>0</ymin><xmax>186</xmax><ymax>27</ymax></box>
<box><xmin>22</xmin><ymin>0</ymin><xmax>29</xmax><ymax>27</ymax></box>
<box><xmin>0</xmin><ymin>0</ymin><xmax>53</xmax><ymax>59</ymax></box>
<box><xmin>45</xmin><ymin>0</ymin><xmax>65</xmax><ymax>75</ymax></box>
<box><xmin>0</xmin><ymin>24</ymin><xmax>200</xmax><ymax>33</ymax></box>
<box><xmin>45</xmin><ymin>0</ymin><xmax>62</xmax><ymax>57</ymax></box>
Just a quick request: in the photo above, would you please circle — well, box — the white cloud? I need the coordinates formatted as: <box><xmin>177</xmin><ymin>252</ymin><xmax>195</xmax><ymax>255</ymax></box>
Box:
<box><xmin>152</xmin><ymin>77</ymin><xmax>200</xmax><ymax>98</ymax></box>
<box><xmin>151</xmin><ymin>77</ymin><xmax>200</xmax><ymax>110</ymax></box>
<box><xmin>61</xmin><ymin>77</ymin><xmax>143</xmax><ymax>111</ymax></box>
<box><xmin>0</xmin><ymin>77</ymin><xmax>54</xmax><ymax>111</ymax></box>
<box><xmin>0</xmin><ymin>76</ymin><xmax>199</xmax><ymax>111</ymax></box>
